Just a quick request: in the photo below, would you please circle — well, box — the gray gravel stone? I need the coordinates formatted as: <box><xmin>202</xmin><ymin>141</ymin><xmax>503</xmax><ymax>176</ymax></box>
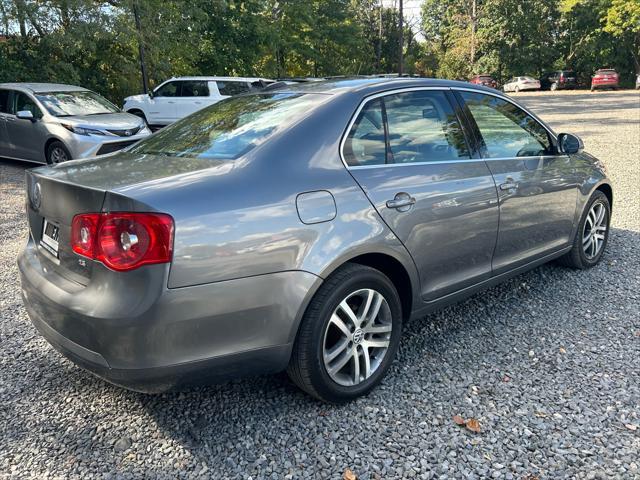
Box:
<box><xmin>1</xmin><ymin>90</ymin><xmax>639</xmax><ymax>479</ymax></box>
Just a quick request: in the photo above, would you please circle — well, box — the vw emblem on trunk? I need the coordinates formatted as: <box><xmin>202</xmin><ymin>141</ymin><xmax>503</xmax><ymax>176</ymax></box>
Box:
<box><xmin>31</xmin><ymin>182</ymin><xmax>42</xmax><ymax>210</ymax></box>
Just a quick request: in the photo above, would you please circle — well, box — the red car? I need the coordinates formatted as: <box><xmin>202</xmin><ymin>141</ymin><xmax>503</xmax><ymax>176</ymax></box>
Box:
<box><xmin>469</xmin><ymin>74</ymin><xmax>497</xmax><ymax>89</ymax></box>
<box><xmin>591</xmin><ymin>69</ymin><xmax>619</xmax><ymax>91</ymax></box>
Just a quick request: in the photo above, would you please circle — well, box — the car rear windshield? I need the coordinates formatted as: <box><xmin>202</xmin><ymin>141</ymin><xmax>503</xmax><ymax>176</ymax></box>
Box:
<box><xmin>36</xmin><ymin>91</ymin><xmax>120</xmax><ymax>117</ymax></box>
<box><xmin>479</xmin><ymin>76</ymin><xmax>493</xmax><ymax>80</ymax></box>
<box><xmin>129</xmin><ymin>92</ymin><xmax>327</xmax><ymax>160</ymax></box>
<box><xmin>597</xmin><ymin>70</ymin><xmax>617</xmax><ymax>75</ymax></box>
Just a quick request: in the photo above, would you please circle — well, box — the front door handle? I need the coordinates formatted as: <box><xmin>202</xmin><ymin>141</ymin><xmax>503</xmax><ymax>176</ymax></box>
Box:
<box><xmin>386</xmin><ymin>192</ymin><xmax>416</xmax><ymax>211</ymax></box>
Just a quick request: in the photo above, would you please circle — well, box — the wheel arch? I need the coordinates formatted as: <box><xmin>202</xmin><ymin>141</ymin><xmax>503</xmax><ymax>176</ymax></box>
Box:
<box><xmin>595</xmin><ymin>182</ymin><xmax>613</xmax><ymax>211</ymax></box>
<box><xmin>44</xmin><ymin>136</ymin><xmax>67</xmax><ymax>160</ymax></box>
<box><xmin>346</xmin><ymin>252</ymin><xmax>414</xmax><ymax>322</ymax></box>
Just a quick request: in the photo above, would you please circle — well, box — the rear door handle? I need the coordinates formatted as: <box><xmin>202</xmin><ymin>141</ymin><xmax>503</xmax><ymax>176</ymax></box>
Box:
<box><xmin>386</xmin><ymin>193</ymin><xmax>416</xmax><ymax>211</ymax></box>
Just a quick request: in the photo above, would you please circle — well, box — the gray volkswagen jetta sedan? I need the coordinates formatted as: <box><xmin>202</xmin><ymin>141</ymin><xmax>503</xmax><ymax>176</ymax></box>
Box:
<box><xmin>0</xmin><ymin>83</ymin><xmax>150</xmax><ymax>164</ymax></box>
<box><xmin>18</xmin><ymin>78</ymin><xmax>612</xmax><ymax>402</ymax></box>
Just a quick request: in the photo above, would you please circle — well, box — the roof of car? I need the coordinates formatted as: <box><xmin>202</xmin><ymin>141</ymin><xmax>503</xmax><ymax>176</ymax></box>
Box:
<box><xmin>0</xmin><ymin>82</ymin><xmax>89</xmax><ymax>93</ymax></box>
<box><xmin>263</xmin><ymin>77</ymin><xmax>497</xmax><ymax>96</ymax></box>
<box><xmin>167</xmin><ymin>76</ymin><xmax>273</xmax><ymax>82</ymax></box>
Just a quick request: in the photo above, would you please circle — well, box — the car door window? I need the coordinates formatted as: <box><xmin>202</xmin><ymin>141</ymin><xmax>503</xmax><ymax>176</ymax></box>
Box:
<box><xmin>460</xmin><ymin>91</ymin><xmax>553</xmax><ymax>158</ymax></box>
<box><xmin>13</xmin><ymin>92</ymin><xmax>42</xmax><ymax>118</ymax></box>
<box><xmin>179</xmin><ymin>81</ymin><xmax>209</xmax><ymax>97</ymax></box>
<box><xmin>217</xmin><ymin>81</ymin><xmax>250</xmax><ymax>96</ymax></box>
<box><xmin>384</xmin><ymin>90</ymin><xmax>470</xmax><ymax>164</ymax></box>
<box><xmin>0</xmin><ymin>90</ymin><xmax>11</xmax><ymax>113</ymax></box>
<box><xmin>155</xmin><ymin>82</ymin><xmax>179</xmax><ymax>97</ymax></box>
<box><xmin>343</xmin><ymin>99</ymin><xmax>386</xmax><ymax>166</ymax></box>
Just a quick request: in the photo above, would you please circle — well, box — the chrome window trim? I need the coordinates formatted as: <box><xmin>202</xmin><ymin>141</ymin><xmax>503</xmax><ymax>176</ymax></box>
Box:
<box><xmin>339</xmin><ymin>86</ymin><xmax>560</xmax><ymax>171</ymax></box>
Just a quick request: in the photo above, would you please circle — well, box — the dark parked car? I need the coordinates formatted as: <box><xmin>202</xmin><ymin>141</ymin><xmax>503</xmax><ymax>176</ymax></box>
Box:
<box><xmin>540</xmin><ymin>70</ymin><xmax>577</xmax><ymax>91</ymax></box>
<box><xmin>469</xmin><ymin>74</ymin><xmax>497</xmax><ymax>89</ymax></box>
<box><xmin>19</xmin><ymin>78</ymin><xmax>612</xmax><ymax>402</ymax></box>
<box><xmin>591</xmin><ymin>69</ymin><xmax>619</xmax><ymax>91</ymax></box>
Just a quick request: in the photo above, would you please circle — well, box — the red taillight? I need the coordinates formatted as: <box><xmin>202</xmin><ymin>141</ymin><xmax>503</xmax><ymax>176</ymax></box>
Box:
<box><xmin>71</xmin><ymin>212</ymin><xmax>174</xmax><ymax>271</ymax></box>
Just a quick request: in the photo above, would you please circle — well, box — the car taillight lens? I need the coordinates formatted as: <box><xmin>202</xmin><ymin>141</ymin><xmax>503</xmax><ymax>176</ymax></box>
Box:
<box><xmin>71</xmin><ymin>212</ymin><xmax>174</xmax><ymax>271</ymax></box>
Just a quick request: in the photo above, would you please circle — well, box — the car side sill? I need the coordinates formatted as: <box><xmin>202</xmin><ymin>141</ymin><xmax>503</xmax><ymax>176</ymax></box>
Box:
<box><xmin>411</xmin><ymin>245</ymin><xmax>572</xmax><ymax>320</ymax></box>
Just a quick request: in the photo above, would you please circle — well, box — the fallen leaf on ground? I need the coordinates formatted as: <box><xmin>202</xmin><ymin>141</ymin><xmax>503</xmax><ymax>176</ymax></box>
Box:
<box><xmin>624</xmin><ymin>424</ymin><xmax>637</xmax><ymax>431</ymax></box>
<box><xmin>465</xmin><ymin>418</ymin><xmax>481</xmax><ymax>433</ymax></box>
<box><xmin>452</xmin><ymin>415</ymin><xmax>465</xmax><ymax>425</ymax></box>
<box><xmin>503</xmin><ymin>375</ymin><xmax>511</xmax><ymax>383</ymax></box>
<box><xmin>343</xmin><ymin>468</ymin><xmax>357</xmax><ymax>480</ymax></box>
<box><xmin>559</xmin><ymin>347</ymin><xmax>567</xmax><ymax>354</ymax></box>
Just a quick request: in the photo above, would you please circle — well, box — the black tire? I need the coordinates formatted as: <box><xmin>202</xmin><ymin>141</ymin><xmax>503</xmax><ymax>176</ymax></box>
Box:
<box><xmin>558</xmin><ymin>190</ymin><xmax>610</xmax><ymax>269</ymax></box>
<box><xmin>46</xmin><ymin>141</ymin><xmax>71</xmax><ymax>164</ymax></box>
<box><xmin>287</xmin><ymin>263</ymin><xmax>403</xmax><ymax>403</ymax></box>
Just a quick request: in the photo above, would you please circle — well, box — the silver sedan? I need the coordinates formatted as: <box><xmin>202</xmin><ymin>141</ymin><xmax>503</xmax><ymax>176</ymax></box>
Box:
<box><xmin>18</xmin><ymin>78</ymin><xmax>612</xmax><ymax>402</ymax></box>
<box><xmin>0</xmin><ymin>83</ymin><xmax>150</xmax><ymax>164</ymax></box>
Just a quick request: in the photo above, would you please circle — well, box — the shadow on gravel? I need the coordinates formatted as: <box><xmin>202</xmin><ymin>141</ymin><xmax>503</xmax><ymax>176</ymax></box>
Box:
<box><xmin>101</xmin><ymin>227</ymin><xmax>638</xmax><ymax>477</ymax></box>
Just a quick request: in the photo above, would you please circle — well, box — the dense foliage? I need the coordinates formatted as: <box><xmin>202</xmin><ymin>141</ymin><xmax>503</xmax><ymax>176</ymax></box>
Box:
<box><xmin>0</xmin><ymin>0</ymin><xmax>637</xmax><ymax>103</ymax></box>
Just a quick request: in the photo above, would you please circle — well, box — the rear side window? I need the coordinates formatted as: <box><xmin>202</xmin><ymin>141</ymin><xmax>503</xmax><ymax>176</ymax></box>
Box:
<box><xmin>0</xmin><ymin>90</ymin><xmax>10</xmax><ymax>113</ymax></box>
<box><xmin>461</xmin><ymin>91</ymin><xmax>552</xmax><ymax>158</ymax></box>
<box><xmin>385</xmin><ymin>91</ymin><xmax>469</xmax><ymax>164</ymax></box>
<box><xmin>343</xmin><ymin>90</ymin><xmax>470</xmax><ymax>167</ymax></box>
<box><xmin>179</xmin><ymin>81</ymin><xmax>209</xmax><ymax>97</ymax></box>
<box><xmin>343</xmin><ymin>99</ymin><xmax>386</xmax><ymax>166</ymax></box>
<box><xmin>217</xmin><ymin>81</ymin><xmax>250</xmax><ymax>96</ymax></box>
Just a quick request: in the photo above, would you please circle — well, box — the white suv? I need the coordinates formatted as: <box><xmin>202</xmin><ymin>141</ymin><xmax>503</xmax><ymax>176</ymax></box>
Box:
<box><xmin>123</xmin><ymin>76</ymin><xmax>273</xmax><ymax>126</ymax></box>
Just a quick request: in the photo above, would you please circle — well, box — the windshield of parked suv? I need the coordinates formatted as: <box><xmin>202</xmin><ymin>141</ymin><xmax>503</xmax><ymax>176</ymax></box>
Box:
<box><xmin>36</xmin><ymin>91</ymin><xmax>120</xmax><ymax>117</ymax></box>
<box><xmin>129</xmin><ymin>92</ymin><xmax>327</xmax><ymax>160</ymax></box>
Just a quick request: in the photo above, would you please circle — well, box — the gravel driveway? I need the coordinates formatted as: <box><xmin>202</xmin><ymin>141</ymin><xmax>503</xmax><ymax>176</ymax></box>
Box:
<box><xmin>1</xmin><ymin>90</ymin><xmax>639</xmax><ymax>480</ymax></box>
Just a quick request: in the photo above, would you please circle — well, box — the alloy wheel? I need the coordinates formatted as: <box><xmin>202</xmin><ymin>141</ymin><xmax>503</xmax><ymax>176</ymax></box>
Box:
<box><xmin>50</xmin><ymin>147</ymin><xmax>69</xmax><ymax>164</ymax></box>
<box><xmin>322</xmin><ymin>288</ymin><xmax>392</xmax><ymax>387</ymax></box>
<box><xmin>582</xmin><ymin>201</ymin><xmax>607</xmax><ymax>259</ymax></box>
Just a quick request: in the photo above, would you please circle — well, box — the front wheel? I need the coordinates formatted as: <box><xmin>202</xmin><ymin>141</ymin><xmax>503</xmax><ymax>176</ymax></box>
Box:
<box><xmin>550</xmin><ymin>82</ymin><xmax>558</xmax><ymax>91</ymax></box>
<box><xmin>558</xmin><ymin>190</ymin><xmax>610</xmax><ymax>269</ymax></box>
<box><xmin>287</xmin><ymin>263</ymin><xmax>403</xmax><ymax>403</ymax></box>
<box><xmin>46</xmin><ymin>141</ymin><xmax>71</xmax><ymax>164</ymax></box>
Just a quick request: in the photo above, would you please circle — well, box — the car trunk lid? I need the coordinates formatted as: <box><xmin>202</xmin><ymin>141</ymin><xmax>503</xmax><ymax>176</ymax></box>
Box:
<box><xmin>25</xmin><ymin>169</ymin><xmax>106</xmax><ymax>285</ymax></box>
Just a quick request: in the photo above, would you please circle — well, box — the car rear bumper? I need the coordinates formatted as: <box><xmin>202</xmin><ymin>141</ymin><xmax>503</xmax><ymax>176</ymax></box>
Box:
<box><xmin>18</xmin><ymin>240</ymin><xmax>322</xmax><ymax>392</ymax></box>
<box><xmin>592</xmin><ymin>81</ymin><xmax>618</xmax><ymax>89</ymax></box>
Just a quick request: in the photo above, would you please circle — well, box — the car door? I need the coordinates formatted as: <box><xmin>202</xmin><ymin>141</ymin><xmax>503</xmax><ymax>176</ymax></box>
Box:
<box><xmin>148</xmin><ymin>81</ymin><xmax>179</xmax><ymax>124</ymax></box>
<box><xmin>0</xmin><ymin>89</ymin><xmax>11</xmax><ymax>157</ymax></box>
<box><xmin>456</xmin><ymin>90</ymin><xmax>578</xmax><ymax>274</ymax></box>
<box><xmin>344</xmin><ymin>88</ymin><xmax>499</xmax><ymax>301</ymax></box>
<box><xmin>4</xmin><ymin>91</ymin><xmax>45</xmax><ymax>161</ymax></box>
<box><xmin>175</xmin><ymin>80</ymin><xmax>211</xmax><ymax>118</ymax></box>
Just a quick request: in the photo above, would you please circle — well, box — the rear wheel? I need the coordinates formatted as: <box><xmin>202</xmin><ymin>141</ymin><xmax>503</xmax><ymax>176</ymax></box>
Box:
<box><xmin>288</xmin><ymin>263</ymin><xmax>402</xmax><ymax>403</ymax></box>
<box><xmin>515</xmin><ymin>86</ymin><xmax>520</xmax><ymax>93</ymax></box>
<box><xmin>550</xmin><ymin>82</ymin><xmax>558</xmax><ymax>91</ymax></box>
<box><xmin>558</xmin><ymin>191</ymin><xmax>610</xmax><ymax>269</ymax></box>
<box><xmin>46</xmin><ymin>141</ymin><xmax>71</xmax><ymax>164</ymax></box>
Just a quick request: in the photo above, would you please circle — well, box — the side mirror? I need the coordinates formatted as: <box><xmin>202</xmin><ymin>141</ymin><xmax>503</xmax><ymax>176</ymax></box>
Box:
<box><xmin>16</xmin><ymin>110</ymin><xmax>35</xmax><ymax>121</ymax></box>
<box><xmin>148</xmin><ymin>91</ymin><xmax>154</xmax><ymax>99</ymax></box>
<box><xmin>558</xmin><ymin>133</ymin><xmax>583</xmax><ymax>154</ymax></box>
